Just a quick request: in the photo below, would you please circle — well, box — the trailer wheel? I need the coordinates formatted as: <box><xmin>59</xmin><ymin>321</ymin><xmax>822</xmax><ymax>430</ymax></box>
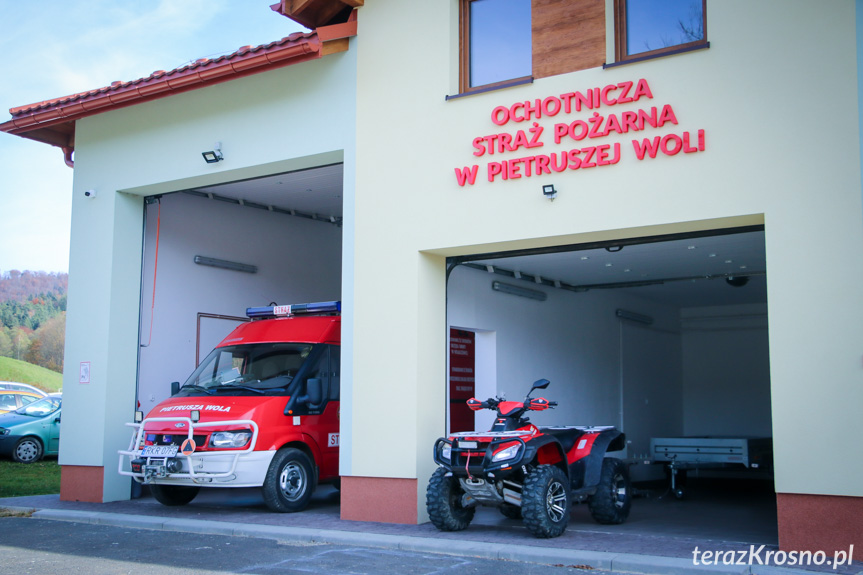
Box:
<box><xmin>499</xmin><ymin>503</ymin><xmax>522</xmax><ymax>520</ymax></box>
<box><xmin>521</xmin><ymin>465</ymin><xmax>570</xmax><ymax>538</ymax></box>
<box><xmin>588</xmin><ymin>458</ymin><xmax>631</xmax><ymax>524</ymax></box>
<box><xmin>426</xmin><ymin>467</ymin><xmax>475</xmax><ymax>531</ymax></box>
<box><xmin>262</xmin><ymin>448</ymin><xmax>316</xmax><ymax>512</ymax></box>
<box><xmin>150</xmin><ymin>484</ymin><xmax>200</xmax><ymax>506</ymax></box>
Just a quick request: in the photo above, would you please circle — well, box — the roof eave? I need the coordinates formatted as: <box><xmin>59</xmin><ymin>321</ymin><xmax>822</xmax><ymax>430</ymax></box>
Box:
<box><xmin>0</xmin><ymin>34</ymin><xmax>324</xmax><ymax>148</ymax></box>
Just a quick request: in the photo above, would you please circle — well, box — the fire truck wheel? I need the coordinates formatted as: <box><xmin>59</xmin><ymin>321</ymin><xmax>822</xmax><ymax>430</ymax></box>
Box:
<box><xmin>12</xmin><ymin>437</ymin><xmax>43</xmax><ymax>463</ymax></box>
<box><xmin>499</xmin><ymin>503</ymin><xmax>522</xmax><ymax>520</ymax></box>
<box><xmin>426</xmin><ymin>467</ymin><xmax>475</xmax><ymax>531</ymax></box>
<box><xmin>263</xmin><ymin>448</ymin><xmax>315</xmax><ymax>512</ymax></box>
<box><xmin>150</xmin><ymin>484</ymin><xmax>200</xmax><ymax>506</ymax></box>
<box><xmin>588</xmin><ymin>458</ymin><xmax>632</xmax><ymax>524</ymax></box>
<box><xmin>522</xmin><ymin>465</ymin><xmax>570</xmax><ymax>538</ymax></box>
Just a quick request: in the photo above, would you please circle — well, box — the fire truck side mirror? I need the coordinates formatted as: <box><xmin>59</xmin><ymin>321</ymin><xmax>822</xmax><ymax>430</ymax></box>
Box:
<box><xmin>170</xmin><ymin>381</ymin><xmax>180</xmax><ymax>396</ymax></box>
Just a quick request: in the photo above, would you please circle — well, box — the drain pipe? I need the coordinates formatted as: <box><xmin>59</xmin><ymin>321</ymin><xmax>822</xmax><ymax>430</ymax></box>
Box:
<box><xmin>62</xmin><ymin>146</ymin><xmax>74</xmax><ymax>168</ymax></box>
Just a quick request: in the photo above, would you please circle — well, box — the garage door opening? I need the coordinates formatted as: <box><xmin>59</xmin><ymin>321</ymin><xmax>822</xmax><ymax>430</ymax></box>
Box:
<box><xmin>136</xmin><ymin>163</ymin><xmax>343</xmax><ymax>409</ymax></box>
<box><xmin>445</xmin><ymin>225</ymin><xmax>776</xmax><ymax>544</ymax></box>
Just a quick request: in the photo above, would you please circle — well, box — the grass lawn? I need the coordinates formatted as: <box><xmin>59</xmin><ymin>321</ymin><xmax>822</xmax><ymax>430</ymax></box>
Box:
<box><xmin>0</xmin><ymin>458</ymin><xmax>61</xmax><ymax>498</ymax></box>
<box><xmin>0</xmin><ymin>357</ymin><xmax>63</xmax><ymax>393</ymax></box>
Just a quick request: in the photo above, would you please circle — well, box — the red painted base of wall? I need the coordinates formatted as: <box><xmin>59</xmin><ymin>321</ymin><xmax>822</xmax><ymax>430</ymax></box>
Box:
<box><xmin>60</xmin><ymin>465</ymin><xmax>104</xmax><ymax>503</ymax></box>
<box><xmin>340</xmin><ymin>476</ymin><xmax>418</xmax><ymax>524</ymax></box>
<box><xmin>777</xmin><ymin>493</ymin><xmax>862</xmax><ymax>561</ymax></box>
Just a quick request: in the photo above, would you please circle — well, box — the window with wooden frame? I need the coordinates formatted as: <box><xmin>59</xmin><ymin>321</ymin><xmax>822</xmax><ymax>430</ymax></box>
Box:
<box><xmin>459</xmin><ymin>0</ymin><xmax>532</xmax><ymax>94</ymax></box>
<box><xmin>614</xmin><ymin>0</ymin><xmax>707</xmax><ymax>63</ymax></box>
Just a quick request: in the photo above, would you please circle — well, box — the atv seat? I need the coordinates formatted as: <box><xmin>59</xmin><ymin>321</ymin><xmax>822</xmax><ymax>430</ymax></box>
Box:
<box><xmin>542</xmin><ymin>427</ymin><xmax>584</xmax><ymax>455</ymax></box>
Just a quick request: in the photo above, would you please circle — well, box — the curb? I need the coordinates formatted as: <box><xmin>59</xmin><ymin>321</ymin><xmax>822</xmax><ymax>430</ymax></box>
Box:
<box><xmin>12</xmin><ymin>508</ymin><xmax>862</xmax><ymax>575</ymax></box>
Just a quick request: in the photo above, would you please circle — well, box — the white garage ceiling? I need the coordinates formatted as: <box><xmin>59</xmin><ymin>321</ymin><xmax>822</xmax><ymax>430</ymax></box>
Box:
<box><xmin>176</xmin><ymin>165</ymin><xmax>767</xmax><ymax>308</ymax></box>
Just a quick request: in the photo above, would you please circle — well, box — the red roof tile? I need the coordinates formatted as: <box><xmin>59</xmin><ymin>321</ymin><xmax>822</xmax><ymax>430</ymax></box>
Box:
<box><xmin>1</xmin><ymin>31</ymin><xmax>323</xmax><ymax>147</ymax></box>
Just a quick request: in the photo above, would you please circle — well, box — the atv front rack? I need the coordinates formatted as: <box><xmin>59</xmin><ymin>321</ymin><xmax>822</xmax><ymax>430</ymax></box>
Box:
<box><xmin>434</xmin><ymin>430</ymin><xmax>532</xmax><ymax>476</ymax></box>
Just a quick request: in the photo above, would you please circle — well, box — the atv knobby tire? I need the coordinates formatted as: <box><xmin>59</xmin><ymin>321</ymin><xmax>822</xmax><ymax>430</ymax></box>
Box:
<box><xmin>521</xmin><ymin>465</ymin><xmax>570</xmax><ymax>538</ymax></box>
<box><xmin>426</xmin><ymin>467</ymin><xmax>475</xmax><ymax>531</ymax></box>
<box><xmin>588</xmin><ymin>458</ymin><xmax>632</xmax><ymax>524</ymax></box>
<box><xmin>150</xmin><ymin>484</ymin><xmax>201</xmax><ymax>506</ymax></box>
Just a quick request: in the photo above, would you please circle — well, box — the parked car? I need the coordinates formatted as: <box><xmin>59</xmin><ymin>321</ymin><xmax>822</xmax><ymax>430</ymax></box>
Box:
<box><xmin>0</xmin><ymin>382</ymin><xmax>47</xmax><ymax>396</ymax></box>
<box><xmin>0</xmin><ymin>390</ymin><xmax>43</xmax><ymax>414</ymax></box>
<box><xmin>0</xmin><ymin>395</ymin><xmax>62</xmax><ymax>463</ymax></box>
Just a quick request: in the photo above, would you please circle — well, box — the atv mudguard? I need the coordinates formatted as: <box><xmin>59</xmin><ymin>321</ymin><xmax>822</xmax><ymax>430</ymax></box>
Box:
<box><xmin>570</xmin><ymin>429</ymin><xmax>626</xmax><ymax>491</ymax></box>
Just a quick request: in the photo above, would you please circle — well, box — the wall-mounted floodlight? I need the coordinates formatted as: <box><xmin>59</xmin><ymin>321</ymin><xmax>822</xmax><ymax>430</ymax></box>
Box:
<box><xmin>542</xmin><ymin>184</ymin><xmax>557</xmax><ymax>201</ymax></box>
<box><xmin>202</xmin><ymin>142</ymin><xmax>224</xmax><ymax>164</ymax></box>
<box><xmin>194</xmin><ymin>255</ymin><xmax>257</xmax><ymax>274</ymax></box>
<box><xmin>492</xmin><ymin>281</ymin><xmax>547</xmax><ymax>301</ymax></box>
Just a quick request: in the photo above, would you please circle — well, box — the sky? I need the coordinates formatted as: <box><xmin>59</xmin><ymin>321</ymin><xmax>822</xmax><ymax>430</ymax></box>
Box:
<box><xmin>0</xmin><ymin>0</ymin><xmax>306</xmax><ymax>274</ymax></box>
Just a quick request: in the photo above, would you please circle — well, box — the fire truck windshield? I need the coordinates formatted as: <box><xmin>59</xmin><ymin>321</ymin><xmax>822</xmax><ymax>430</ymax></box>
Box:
<box><xmin>177</xmin><ymin>343</ymin><xmax>314</xmax><ymax>396</ymax></box>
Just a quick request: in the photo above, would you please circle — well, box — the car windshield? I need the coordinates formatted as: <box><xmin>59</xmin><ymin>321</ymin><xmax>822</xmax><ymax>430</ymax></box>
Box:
<box><xmin>16</xmin><ymin>396</ymin><xmax>61</xmax><ymax>417</ymax></box>
<box><xmin>178</xmin><ymin>343</ymin><xmax>314</xmax><ymax>396</ymax></box>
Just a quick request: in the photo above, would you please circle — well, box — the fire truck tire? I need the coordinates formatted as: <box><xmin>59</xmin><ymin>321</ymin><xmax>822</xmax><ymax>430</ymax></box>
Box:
<box><xmin>150</xmin><ymin>484</ymin><xmax>200</xmax><ymax>506</ymax></box>
<box><xmin>262</xmin><ymin>448</ymin><xmax>315</xmax><ymax>513</ymax></box>
<box><xmin>12</xmin><ymin>437</ymin><xmax>43</xmax><ymax>463</ymax></box>
<box><xmin>499</xmin><ymin>503</ymin><xmax>522</xmax><ymax>520</ymax></box>
<box><xmin>522</xmin><ymin>465</ymin><xmax>570</xmax><ymax>538</ymax></box>
<box><xmin>426</xmin><ymin>467</ymin><xmax>475</xmax><ymax>531</ymax></box>
<box><xmin>588</xmin><ymin>458</ymin><xmax>632</xmax><ymax>524</ymax></box>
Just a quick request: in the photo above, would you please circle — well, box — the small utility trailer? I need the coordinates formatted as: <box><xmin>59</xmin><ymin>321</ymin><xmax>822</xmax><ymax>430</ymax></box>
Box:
<box><xmin>649</xmin><ymin>436</ymin><xmax>772</xmax><ymax>499</ymax></box>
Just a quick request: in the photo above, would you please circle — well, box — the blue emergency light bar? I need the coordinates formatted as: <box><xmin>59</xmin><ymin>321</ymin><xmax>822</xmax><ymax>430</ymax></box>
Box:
<box><xmin>246</xmin><ymin>301</ymin><xmax>341</xmax><ymax>319</ymax></box>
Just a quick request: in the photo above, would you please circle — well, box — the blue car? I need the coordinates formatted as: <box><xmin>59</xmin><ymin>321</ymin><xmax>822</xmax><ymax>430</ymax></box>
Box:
<box><xmin>0</xmin><ymin>395</ymin><xmax>61</xmax><ymax>463</ymax></box>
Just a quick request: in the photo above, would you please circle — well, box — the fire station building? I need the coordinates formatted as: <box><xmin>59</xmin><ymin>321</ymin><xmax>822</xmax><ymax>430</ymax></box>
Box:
<box><xmin>2</xmin><ymin>0</ymin><xmax>862</xmax><ymax>559</ymax></box>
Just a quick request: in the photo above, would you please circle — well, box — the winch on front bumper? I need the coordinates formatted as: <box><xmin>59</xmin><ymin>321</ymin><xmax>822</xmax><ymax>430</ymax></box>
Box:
<box><xmin>118</xmin><ymin>416</ymin><xmax>263</xmax><ymax>486</ymax></box>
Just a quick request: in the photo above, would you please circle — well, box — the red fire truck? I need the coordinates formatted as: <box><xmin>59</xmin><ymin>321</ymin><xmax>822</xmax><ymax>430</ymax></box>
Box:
<box><xmin>119</xmin><ymin>301</ymin><xmax>340</xmax><ymax>512</ymax></box>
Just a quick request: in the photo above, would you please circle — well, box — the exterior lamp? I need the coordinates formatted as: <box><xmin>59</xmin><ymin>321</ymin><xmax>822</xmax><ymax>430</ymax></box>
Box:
<box><xmin>202</xmin><ymin>142</ymin><xmax>224</xmax><ymax>164</ymax></box>
<box><xmin>542</xmin><ymin>184</ymin><xmax>557</xmax><ymax>200</ymax></box>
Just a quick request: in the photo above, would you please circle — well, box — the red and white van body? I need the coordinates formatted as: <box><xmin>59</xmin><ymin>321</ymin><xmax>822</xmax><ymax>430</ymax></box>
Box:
<box><xmin>119</xmin><ymin>303</ymin><xmax>340</xmax><ymax>501</ymax></box>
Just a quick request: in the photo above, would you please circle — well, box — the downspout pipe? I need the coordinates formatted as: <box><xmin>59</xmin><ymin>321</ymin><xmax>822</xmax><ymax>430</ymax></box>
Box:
<box><xmin>62</xmin><ymin>146</ymin><xmax>74</xmax><ymax>168</ymax></box>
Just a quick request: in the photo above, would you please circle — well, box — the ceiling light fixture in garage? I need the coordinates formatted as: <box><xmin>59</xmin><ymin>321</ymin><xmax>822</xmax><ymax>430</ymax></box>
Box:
<box><xmin>492</xmin><ymin>281</ymin><xmax>547</xmax><ymax>301</ymax></box>
<box><xmin>194</xmin><ymin>255</ymin><xmax>257</xmax><ymax>274</ymax></box>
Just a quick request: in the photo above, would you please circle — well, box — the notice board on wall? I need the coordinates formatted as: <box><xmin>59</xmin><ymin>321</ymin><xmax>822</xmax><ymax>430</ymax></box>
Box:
<box><xmin>449</xmin><ymin>328</ymin><xmax>476</xmax><ymax>433</ymax></box>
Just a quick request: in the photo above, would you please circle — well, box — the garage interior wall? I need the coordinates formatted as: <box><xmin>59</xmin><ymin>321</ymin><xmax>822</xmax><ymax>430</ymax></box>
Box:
<box><xmin>137</xmin><ymin>192</ymin><xmax>342</xmax><ymax>411</ymax></box>
<box><xmin>447</xmin><ymin>265</ymin><xmax>771</xmax><ymax>481</ymax></box>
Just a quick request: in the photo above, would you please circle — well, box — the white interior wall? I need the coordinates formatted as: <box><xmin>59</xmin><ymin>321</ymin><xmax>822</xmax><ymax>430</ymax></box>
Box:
<box><xmin>137</xmin><ymin>192</ymin><xmax>342</xmax><ymax>411</ymax></box>
<box><xmin>681</xmin><ymin>303</ymin><xmax>772</xmax><ymax>437</ymax></box>
<box><xmin>447</xmin><ymin>265</ymin><xmax>683</xmax><ymax>439</ymax></box>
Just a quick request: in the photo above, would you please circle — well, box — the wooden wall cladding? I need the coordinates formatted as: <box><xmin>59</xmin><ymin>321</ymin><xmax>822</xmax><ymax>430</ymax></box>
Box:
<box><xmin>532</xmin><ymin>0</ymin><xmax>606</xmax><ymax>79</ymax></box>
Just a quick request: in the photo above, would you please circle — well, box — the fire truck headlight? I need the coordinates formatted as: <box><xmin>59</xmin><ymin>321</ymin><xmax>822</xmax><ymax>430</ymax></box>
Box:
<box><xmin>209</xmin><ymin>431</ymin><xmax>252</xmax><ymax>448</ymax></box>
<box><xmin>492</xmin><ymin>444</ymin><xmax>520</xmax><ymax>463</ymax></box>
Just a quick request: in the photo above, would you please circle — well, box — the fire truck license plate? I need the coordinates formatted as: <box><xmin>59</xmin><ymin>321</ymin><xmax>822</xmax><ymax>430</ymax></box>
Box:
<box><xmin>141</xmin><ymin>445</ymin><xmax>179</xmax><ymax>457</ymax></box>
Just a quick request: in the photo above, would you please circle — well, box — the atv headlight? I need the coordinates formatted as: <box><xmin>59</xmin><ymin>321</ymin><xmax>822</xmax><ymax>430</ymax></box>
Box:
<box><xmin>440</xmin><ymin>443</ymin><xmax>452</xmax><ymax>462</ymax></box>
<box><xmin>492</xmin><ymin>444</ymin><xmax>520</xmax><ymax>463</ymax></box>
<box><xmin>209</xmin><ymin>430</ymin><xmax>252</xmax><ymax>448</ymax></box>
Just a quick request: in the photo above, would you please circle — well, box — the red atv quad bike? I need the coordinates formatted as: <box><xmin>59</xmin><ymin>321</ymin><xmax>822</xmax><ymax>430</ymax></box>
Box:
<box><xmin>427</xmin><ymin>378</ymin><xmax>632</xmax><ymax>538</ymax></box>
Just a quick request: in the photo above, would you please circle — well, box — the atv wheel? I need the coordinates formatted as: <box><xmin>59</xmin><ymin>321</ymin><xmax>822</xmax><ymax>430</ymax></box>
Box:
<box><xmin>499</xmin><ymin>503</ymin><xmax>522</xmax><ymax>520</ymax></box>
<box><xmin>150</xmin><ymin>484</ymin><xmax>200</xmax><ymax>506</ymax></box>
<box><xmin>262</xmin><ymin>448</ymin><xmax>316</xmax><ymax>513</ymax></box>
<box><xmin>426</xmin><ymin>468</ymin><xmax>475</xmax><ymax>531</ymax></box>
<box><xmin>521</xmin><ymin>465</ymin><xmax>570</xmax><ymax>538</ymax></box>
<box><xmin>588</xmin><ymin>458</ymin><xmax>632</xmax><ymax>524</ymax></box>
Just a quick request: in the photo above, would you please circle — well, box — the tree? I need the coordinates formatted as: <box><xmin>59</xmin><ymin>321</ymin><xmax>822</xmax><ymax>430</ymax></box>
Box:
<box><xmin>0</xmin><ymin>327</ymin><xmax>12</xmax><ymax>358</ymax></box>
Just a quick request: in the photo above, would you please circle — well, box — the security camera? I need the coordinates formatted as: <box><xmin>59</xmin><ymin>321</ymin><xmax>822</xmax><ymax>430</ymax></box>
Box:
<box><xmin>84</xmin><ymin>189</ymin><xmax>97</xmax><ymax>199</ymax></box>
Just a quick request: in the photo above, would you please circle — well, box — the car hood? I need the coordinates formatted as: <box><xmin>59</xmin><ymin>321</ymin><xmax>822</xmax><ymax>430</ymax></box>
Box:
<box><xmin>0</xmin><ymin>412</ymin><xmax>48</xmax><ymax>430</ymax></box>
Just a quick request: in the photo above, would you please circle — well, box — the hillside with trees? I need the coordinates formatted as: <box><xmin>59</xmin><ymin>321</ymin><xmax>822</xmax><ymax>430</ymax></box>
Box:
<box><xmin>0</xmin><ymin>270</ymin><xmax>68</xmax><ymax>373</ymax></box>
